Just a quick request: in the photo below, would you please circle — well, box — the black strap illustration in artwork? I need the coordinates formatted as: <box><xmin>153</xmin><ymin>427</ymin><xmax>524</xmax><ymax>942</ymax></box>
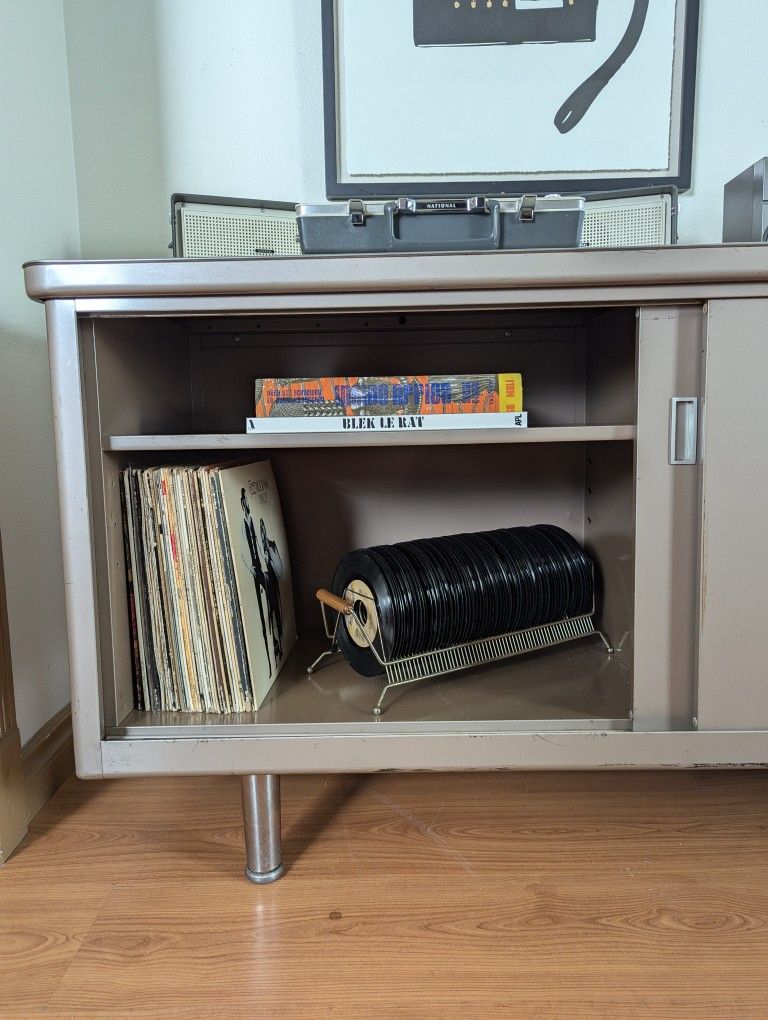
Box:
<box><xmin>413</xmin><ymin>0</ymin><xmax>650</xmax><ymax>133</ymax></box>
<box><xmin>555</xmin><ymin>0</ymin><xmax>650</xmax><ymax>134</ymax></box>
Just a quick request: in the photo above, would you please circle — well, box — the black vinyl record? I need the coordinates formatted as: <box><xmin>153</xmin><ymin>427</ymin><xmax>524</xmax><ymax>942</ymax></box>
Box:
<box><xmin>332</xmin><ymin>549</ymin><xmax>396</xmax><ymax>677</ymax></box>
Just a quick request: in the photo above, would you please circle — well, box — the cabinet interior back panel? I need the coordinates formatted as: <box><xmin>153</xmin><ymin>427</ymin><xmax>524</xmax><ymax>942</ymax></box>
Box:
<box><xmin>585</xmin><ymin>309</ymin><xmax>638</xmax><ymax>426</ymax></box>
<box><xmin>270</xmin><ymin>444</ymin><xmax>588</xmax><ymax>631</ymax></box>
<box><xmin>195</xmin><ymin>335</ymin><xmax>586</xmax><ymax>432</ymax></box>
<box><xmin>90</xmin><ymin>318</ymin><xmax>194</xmax><ymax>437</ymax></box>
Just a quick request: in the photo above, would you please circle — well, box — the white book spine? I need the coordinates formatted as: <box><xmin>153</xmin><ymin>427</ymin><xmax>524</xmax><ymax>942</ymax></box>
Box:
<box><xmin>246</xmin><ymin>411</ymin><xmax>528</xmax><ymax>434</ymax></box>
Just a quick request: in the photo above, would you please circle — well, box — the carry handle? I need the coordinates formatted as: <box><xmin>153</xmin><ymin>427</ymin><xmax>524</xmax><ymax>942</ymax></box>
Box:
<box><xmin>669</xmin><ymin>397</ymin><xmax>699</xmax><ymax>465</ymax></box>
<box><xmin>393</xmin><ymin>196</ymin><xmax>489</xmax><ymax>216</ymax></box>
<box><xmin>385</xmin><ymin>199</ymin><xmax>502</xmax><ymax>251</ymax></box>
<box><xmin>316</xmin><ymin>588</ymin><xmax>354</xmax><ymax>616</ymax></box>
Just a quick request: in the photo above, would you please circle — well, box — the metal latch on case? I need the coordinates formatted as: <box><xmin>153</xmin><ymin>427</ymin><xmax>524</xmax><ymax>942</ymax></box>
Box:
<box><xmin>520</xmin><ymin>195</ymin><xmax>537</xmax><ymax>222</ymax></box>
<box><xmin>348</xmin><ymin>200</ymin><xmax>366</xmax><ymax>227</ymax></box>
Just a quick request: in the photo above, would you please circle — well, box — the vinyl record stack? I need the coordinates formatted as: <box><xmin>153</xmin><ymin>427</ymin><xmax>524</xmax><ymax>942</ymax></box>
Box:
<box><xmin>121</xmin><ymin>460</ymin><xmax>296</xmax><ymax>714</ymax></box>
<box><xmin>331</xmin><ymin>525</ymin><xmax>594</xmax><ymax>677</ymax></box>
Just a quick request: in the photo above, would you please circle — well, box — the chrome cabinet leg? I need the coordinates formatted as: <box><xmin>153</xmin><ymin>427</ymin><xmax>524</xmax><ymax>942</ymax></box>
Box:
<box><xmin>241</xmin><ymin>774</ymin><xmax>284</xmax><ymax>884</ymax></box>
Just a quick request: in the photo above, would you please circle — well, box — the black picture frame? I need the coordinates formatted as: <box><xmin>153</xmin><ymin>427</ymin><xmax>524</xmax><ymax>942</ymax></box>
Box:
<box><xmin>322</xmin><ymin>0</ymin><xmax>700</xmax><ymax>200</ymax></box>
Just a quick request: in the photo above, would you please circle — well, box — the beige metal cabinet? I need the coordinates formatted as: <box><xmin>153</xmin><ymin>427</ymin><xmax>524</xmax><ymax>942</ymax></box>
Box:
<box><xmin>24</xmin><ymin>246</ymin><xmax>768</xmax><ymax>881</ymax></box>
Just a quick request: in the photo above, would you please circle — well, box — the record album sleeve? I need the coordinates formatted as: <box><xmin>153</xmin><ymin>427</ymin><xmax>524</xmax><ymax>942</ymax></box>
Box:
<box><xmin>217</xmin><ymin>461</ymin><xmax>297</xmax><ymax>708</ymax></box>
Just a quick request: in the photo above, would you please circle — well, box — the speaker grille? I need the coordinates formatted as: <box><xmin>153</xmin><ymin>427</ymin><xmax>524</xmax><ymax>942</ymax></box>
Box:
<box><xmin>179</xmin><ymin>206</ymin><xmax>301</xmax><ymax>257</ymax></box>
<box><xmin>582</xmin><ymin>195</ymin><xmax>671</xmax><ymax>248</ymax></box>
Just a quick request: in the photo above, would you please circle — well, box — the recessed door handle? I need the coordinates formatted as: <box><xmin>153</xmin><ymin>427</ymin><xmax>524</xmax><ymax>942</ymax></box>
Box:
<box><xmin>669</xmin><ymin>397</ymin><xmax>698</xmax><ymax>465</ymax></box>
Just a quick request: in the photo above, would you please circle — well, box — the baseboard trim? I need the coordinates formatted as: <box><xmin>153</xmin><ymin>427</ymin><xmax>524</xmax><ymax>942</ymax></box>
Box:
<box><xmin>22</xmin><ymin>705</ymin><xmax>74</xmax><ymax>823</ymax></box>
<box><xmin>0</xmin><ymin>726</ymin><xmax>27</xmax><ymax>863</ymax></box>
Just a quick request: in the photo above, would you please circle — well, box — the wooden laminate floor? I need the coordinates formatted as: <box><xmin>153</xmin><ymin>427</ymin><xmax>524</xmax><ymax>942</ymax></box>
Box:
<box><xmin>2</xmin><ymin>771</ymin><xmax>768</xmax><ymax>1018</ymax></box>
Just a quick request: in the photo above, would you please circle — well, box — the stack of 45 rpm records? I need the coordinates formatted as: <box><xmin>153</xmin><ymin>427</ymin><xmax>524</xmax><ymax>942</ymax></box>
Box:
<box><xmin>331</xmin><ymin>525</ymin><xmax>594</xmax><ymax>677</ymax></box>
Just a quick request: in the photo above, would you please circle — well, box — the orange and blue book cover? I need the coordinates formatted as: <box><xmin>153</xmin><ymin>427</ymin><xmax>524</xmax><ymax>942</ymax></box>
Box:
<box><xmin>254</xmin><ymin>374</ymin><xmax>523</xmax><ymax>417</ymax></box>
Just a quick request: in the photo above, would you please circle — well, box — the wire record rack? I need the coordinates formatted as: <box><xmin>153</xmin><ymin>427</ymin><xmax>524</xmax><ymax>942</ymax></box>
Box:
<box><xmin>307</xmin><ymin>587</ymin><xmax>614</xmax><ymax>716</ymax></box>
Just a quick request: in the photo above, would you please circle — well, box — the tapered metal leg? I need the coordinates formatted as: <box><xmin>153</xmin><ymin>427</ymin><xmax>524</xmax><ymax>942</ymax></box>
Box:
<box><xmin>241</xmin><ymin>774</ymin><xmax>284</xmax><ymax>884</ymax></box>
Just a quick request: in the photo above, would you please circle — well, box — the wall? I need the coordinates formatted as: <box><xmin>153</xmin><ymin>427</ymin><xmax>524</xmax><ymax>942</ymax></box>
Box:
<box><xmin>678</xmin><ymin>1</ymin><xmax>768</xmax><ymax>243</ymax></box>
<box><xmin>0</xmin><ymin>0</ymin><xmax>80</xmax><ymax>743</ymax></box>
<box><xmin>62</xmin><ymin>0</ymin><xmax>167</xmax><ymax>258</ymax></box>
<box><xmin>64</xmin><ymin>0</ymin><xmax>324</xmax><ymax>258</ymax></box>
<box><xmin>63</xmin><ymin>0</ymin><xmax>768</xmax><ymax>253</ymax></box>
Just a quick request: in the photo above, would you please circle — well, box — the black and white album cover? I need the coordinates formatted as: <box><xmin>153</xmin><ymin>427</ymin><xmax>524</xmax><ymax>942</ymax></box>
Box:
<box><xmin>220</xmin><ymin>461</ymin><xmax>297</xmax><ymax>707</ymax></box>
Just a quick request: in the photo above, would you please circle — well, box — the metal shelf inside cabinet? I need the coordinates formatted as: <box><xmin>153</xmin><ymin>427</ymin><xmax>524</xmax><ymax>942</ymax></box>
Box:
<box><xmin>106</xmin><ymin>632</ymin><xmax>632</xmax><ymax>738</ymax></box>
<box><xmin>103</xmin><ymin>425</ymin><xmax>636</xmax><ymax>452</ymax></box>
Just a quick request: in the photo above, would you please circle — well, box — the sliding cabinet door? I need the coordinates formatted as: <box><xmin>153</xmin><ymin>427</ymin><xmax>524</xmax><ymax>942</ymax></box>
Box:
<box><xmin>697</xmin><ymin>299</ymin><xmax>768</xmax><ymax>731</ymax></box>
<box><xmin>632</xmin><ymin>306</ymin><xmax>702</xmax><ymax>731</ymax></box>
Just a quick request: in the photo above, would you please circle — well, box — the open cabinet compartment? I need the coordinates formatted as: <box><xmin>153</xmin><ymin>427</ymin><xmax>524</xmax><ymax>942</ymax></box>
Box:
<box><xmin>91</xmin><ymin>306</ymin><xmax>638</xmax><ymax>441</ymax></box>
<box><xmin>81</xmin><ymin>306</ymin><xmax>638</xmax><ymax>736</ymax></box>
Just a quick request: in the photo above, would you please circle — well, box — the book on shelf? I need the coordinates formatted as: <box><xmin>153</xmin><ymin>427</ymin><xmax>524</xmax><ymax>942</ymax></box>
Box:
<box><xmin>246</xmin><ymin>411</ymin><xmax>528</xmax><ymax>434</ymax></box>
<box><xmin>253</xmin><ymin>373</ymin><xmax>524</xmax><ymax>417</ymax></box>
<box><xmin>121</xmin><ymin>460</ymin><xmax>296</xmax><ymax>713</ymax></box>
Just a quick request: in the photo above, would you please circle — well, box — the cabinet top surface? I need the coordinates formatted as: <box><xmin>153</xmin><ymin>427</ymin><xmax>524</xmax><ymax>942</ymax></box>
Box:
<box><xmin>23</xmin><ymin>244</ymin><xmax>768</xmax><ymax>303</ymax></box>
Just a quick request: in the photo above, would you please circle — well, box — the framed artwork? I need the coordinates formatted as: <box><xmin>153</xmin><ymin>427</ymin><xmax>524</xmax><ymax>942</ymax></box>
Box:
<box><xmin>322</xmin><ymin>0</ymin><xmax>700</xmax><ymax>198</ymax></box>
